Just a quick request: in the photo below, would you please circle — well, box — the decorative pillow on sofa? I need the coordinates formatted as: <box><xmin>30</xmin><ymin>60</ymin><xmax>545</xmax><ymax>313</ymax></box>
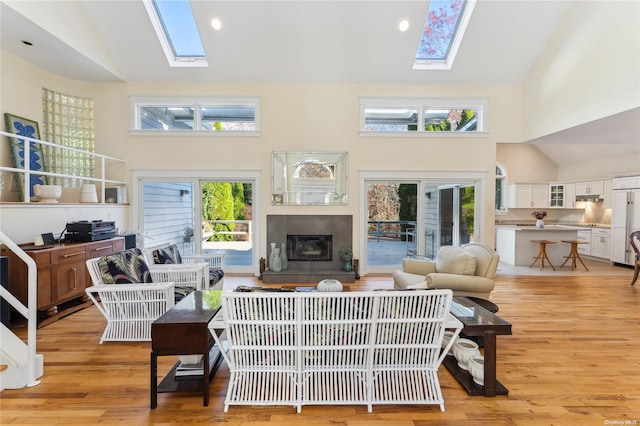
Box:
<box><xmin>435</xmin><ymin>246</ymin><xmax>476</xmax><ymax>275</ymax></box>
<box><xmin>152</xmin><ymin>244</ymin><xmax>182</xmax><ymax>264</ymax></box>
<box><xmin>98</xmin><ymin>248</ymin><xmax>153</xmax><ymax>284</ymax></box>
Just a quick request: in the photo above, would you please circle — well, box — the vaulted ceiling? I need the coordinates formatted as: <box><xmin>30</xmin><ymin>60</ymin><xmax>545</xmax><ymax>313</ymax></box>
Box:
<box><xmin>1</xmin><ymin>1</ymin><xmax>638</xmax><ymax>167</ymax></box>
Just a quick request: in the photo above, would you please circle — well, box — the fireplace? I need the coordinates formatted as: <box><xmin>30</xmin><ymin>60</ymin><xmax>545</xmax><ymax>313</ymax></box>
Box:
<box><xmin>287</xmin><ymin>235</ymin><xmax>332</xmax><ymax>261</ymax></box>
<box><xmin>265</xmin><ymin>215</ymin><xmax>354</xmax><ymax>283</ymax></box>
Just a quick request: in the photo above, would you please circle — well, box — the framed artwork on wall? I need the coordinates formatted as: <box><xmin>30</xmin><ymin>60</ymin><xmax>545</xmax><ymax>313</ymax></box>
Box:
<box><xmin>4</xmin><ymin>113</ymin><xmax>48</xmax><ymax>201</ymax></box>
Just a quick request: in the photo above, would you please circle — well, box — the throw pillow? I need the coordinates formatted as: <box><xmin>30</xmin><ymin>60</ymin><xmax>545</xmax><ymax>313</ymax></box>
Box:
<box><xmin>436</xmin><ymin>246</ymin><xmax>476</xmax><ymax>275</ymax></box>
<box><xmin>153</xmin><ymin>244</ymin><xmax>182</xmax><ymax>264</ymax></box>
<box><xmin>98</xmin><ymin>248</ymin><xmax>153</xmax><ymax>284</ymax></box>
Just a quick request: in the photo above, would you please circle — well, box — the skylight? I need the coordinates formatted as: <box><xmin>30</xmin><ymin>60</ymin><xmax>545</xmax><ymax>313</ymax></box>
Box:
<box><xmin>143</xmin><ymin>0</ymin><xmax>208</xmax><ymax>67</ymax></box>
<box><xmin>414</xmin><ymin>0</ymin><xmax>476</xmax><ymax>70</ymax></box>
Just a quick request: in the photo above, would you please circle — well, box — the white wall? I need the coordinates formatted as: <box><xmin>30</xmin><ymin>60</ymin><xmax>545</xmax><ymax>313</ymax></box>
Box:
<box><xmin>2</xmin><ymin>50</ymin><xmax>515</xmax><ymax>254</ymax></box>
<box><xmin>522</xmin><ymin>1</ymin><xmax>640</xmax><ymax>139</ymax></box>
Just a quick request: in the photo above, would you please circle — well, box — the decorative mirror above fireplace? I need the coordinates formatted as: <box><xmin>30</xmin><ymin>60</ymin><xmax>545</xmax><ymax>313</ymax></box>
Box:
<box><xmin>272</xmin><ymin>151</ymin><xmax>348</xmax><ymax>205</ymax></box>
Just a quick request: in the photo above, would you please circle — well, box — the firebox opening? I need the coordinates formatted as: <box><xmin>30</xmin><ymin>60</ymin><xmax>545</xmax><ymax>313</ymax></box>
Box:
<box><xmin>287</xmin><ymin>234</ymin><xmax>332</xmax><ymax>261</ymax></box>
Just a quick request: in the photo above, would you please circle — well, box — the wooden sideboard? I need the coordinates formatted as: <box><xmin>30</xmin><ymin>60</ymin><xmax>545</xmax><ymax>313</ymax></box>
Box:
<box><xmin>1</xmin><ymin>237</ymin><xmax>125</xmax><ymax>327</ymax></box>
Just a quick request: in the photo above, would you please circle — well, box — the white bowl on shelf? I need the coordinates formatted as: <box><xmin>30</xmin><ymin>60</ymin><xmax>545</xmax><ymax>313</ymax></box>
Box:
<box><xmin>34</xmin><ymin>184</ymin><xmax>62</xmax><ymax>203</ymax></box>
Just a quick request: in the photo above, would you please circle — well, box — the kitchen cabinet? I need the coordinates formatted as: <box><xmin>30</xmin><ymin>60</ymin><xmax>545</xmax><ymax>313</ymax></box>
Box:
<box><xmin>564</xmin><ymin>183</ymin><xmax>576</xmax><ymax>208</ymax></box>
<box><xmin>576</xmin><ymin>180</ymin><xmax>604</xmax><ymax>196</ymax></box>
<box><xmin>549</xmin><ymin>184</ymin><xmax>565</xmax><ymax>208</ymax></box>
<box><xmin>604</xmin><ymin>179</ymin><xmax>613</xmax><ymax>210</ymax></box>
<box><xmin>612</xmin><ymin>176</ymin><xmax>640</xmax><ymax>190</ymax></box>
<box><xmin>508</xmin><ymin>184</ymin><xmax>548</xmax><ymax>208</ymax></box>
<box><xmin>590</xmin><ymin>228</ymin><xmax>611</xmax><ymax>260</ymax></box>
<box><xmin>548</xmin><ymin>183</ymin><xmax>577</xmax><ymax>208</ymax></box>
<box><xmin>2</xmin><ymin>237</ymin><xmax>125</xmax><ymax>326</ymax></box>
<box><xmin>577</xmin><ymin>230</ymin><xmax>591</xmax><ymax>256</ymax></box>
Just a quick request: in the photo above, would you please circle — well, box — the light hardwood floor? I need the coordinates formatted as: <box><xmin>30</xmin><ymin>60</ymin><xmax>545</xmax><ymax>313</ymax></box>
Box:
<box><xmin>1</xmin><ymin>272</ymin><xmax>639</xmax><ymax>425</ymax></box>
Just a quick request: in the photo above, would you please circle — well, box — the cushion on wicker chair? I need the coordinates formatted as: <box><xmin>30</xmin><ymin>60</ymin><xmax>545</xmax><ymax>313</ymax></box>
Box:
<box><xmin>97</xmin><ymin>248</ymin><xmax>153</xmax><ymax>284</ymax></box>
<box><xmin>152</xmin><ymin>244</ymin><xmax>183</xmax><ymax>264</ymax></box>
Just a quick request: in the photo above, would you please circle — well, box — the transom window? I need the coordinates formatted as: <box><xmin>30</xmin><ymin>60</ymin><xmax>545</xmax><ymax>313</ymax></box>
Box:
<box><xmin>360</xmin><ymin>97</ymin><xmax>486</xmax><ymax>135</ymax></box>
<box><xmin>131</xmin><ymin>97</ymin><xmax>260</xmax><ymax>135</ymax></box>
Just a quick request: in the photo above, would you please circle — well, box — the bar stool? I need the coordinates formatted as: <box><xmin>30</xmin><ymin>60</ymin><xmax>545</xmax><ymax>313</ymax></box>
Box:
<box><xmin>560</xmin><ymin>240</ymin><xmax>589</xmax><ymax>271</ymax></box>
<box><xmin>529</xmin><ymin>240</ymin><xmax>556</xmax><ymax>270</ymax></box>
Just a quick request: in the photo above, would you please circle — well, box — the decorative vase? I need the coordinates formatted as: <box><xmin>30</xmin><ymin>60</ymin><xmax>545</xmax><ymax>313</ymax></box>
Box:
<box><xmin>317</xmin><ymin>279</ymin><xmax>343</xmax><ymax>292</ymax></box>
<box><xmin>280</xmin><ymin>243</ymin><xmax>288</xmax><ymax>270</ymax></box>
<box><xmin>468</xmin><ymin>356</ymin><xmax>485</xmax><ymax>386</ymax></box>
<box><xmin>453</xmin><ymin>338</ymin><xmax>480</xmax><ymax>371</ymax></box>
<box><xmin>269</xmin><ymin>243</ymin><xmax>277</xmax><ymax>270</ymax></box>
<box><xmin>79</xmin><ymin>183</ymin><xmax>99</xmax><ymax>203</ymax></box>
<box><xmin>344</xmin><ymin>259</ymin><xmax>352</xmax><ymax>272</ymax></box>
<box><xmin>536</xmin><ymin>219</ymin><xmax>544</xmax><ymax>228</ymax></box>
<box><xmin>441</xmin><ymin>330</ymin><xmax>457</xmax><ymax>356</ymax></box>
<box><xmin>272</xmin><ymin>247</ymin><xmax>282</xmax><ymax>272</ymax></box>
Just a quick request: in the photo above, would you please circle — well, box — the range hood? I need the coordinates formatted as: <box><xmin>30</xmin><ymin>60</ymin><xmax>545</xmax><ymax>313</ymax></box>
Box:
<box><xmin>576</xmin><ymin>195</ymin><xmax>604</xmax><ymax>202</ymax></box>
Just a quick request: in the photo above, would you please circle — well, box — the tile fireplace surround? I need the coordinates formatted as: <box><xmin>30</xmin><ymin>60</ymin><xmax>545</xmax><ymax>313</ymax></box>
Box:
<box><xmin>263</xmin><ymin>214</ymin><xmax>355</xmax><ymax>283</ymax></box>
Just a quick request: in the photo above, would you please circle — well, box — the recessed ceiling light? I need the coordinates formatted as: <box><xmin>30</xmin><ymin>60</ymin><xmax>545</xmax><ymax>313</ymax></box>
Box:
<box><xmin>211</xmin><ymin>18</ymin><xmax>222</xmax><ymax>31</ymax></box>
<box><xmin>399</xmin><ymin>20</ymin><xmax>409</xmax><ymax>32</ymax></box>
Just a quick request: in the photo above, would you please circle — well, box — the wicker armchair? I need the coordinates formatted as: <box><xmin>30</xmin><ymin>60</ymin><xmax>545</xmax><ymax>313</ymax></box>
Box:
<box><xmin>85</xmin><ymin>248</ymin><xmax>190</xmax><ymax>343</ymax></box>
<box><xmin>147</xmin><ymin>244</ymin><xmax>225</xmax><ymax>290</ymax></box>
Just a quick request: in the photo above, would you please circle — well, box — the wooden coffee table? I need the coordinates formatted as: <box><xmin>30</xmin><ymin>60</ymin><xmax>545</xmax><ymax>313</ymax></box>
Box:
<box><xmin>444</xmin><ymin>296</ymin><xmax>512</xmax><ymax>397</ymax></box>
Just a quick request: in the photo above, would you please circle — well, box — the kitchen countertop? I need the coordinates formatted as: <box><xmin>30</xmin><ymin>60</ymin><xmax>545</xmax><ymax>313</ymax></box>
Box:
<box><xmin>495</xmin><ymin>223</ymin><xmax>611</xmax><ymax>230</ymax></box>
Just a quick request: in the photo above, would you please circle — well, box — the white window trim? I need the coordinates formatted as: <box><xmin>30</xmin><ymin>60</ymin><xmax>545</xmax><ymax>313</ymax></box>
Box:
<box><xmin>130</xmin><ymin>96</ymin><xmax>261</xmax><ymax>136</ymax></box>
<box><xmin>359</xmin><ymin>96</ymin><xmax>488</xmax><ymax>137</ymax></box>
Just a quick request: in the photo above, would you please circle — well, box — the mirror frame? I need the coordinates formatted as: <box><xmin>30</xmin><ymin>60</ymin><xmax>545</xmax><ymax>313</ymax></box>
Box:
<box><xmin>272</xmin><ymin>151</ymin><xmax>348</xmax><ymax>206</ymax></box>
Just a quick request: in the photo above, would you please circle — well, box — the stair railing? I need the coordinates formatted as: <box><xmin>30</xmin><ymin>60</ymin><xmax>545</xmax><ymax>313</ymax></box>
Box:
<box><xmin>0</xmin><ymin>230</ymin><xmax>41</xmax><ymax>387</ymax></box>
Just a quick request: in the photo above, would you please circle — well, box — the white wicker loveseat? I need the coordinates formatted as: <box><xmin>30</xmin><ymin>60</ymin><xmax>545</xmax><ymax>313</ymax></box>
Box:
<box><xmin>212</xmin><ymin>289</ymin><xmax>463</xmax><ymax>413</ymax></box>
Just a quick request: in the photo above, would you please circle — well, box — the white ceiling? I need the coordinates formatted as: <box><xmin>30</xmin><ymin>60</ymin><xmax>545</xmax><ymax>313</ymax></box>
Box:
<box><xmin>1</xmin><ymin>0</ymin><xmax>638</xmax><ymax>166</ymax></box>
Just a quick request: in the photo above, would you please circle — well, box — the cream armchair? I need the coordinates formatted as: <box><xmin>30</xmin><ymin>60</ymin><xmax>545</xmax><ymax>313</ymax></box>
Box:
<box><xmin>392</xmin><ymin>242</ymin><xmax>500</xmax><ymax>300</ymax></box>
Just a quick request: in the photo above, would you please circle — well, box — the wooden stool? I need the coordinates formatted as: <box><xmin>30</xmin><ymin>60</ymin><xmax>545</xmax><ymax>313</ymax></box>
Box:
<box><xmin>560</xmin><ymin>240</ymin><xmax>589</xmax><ymax>271</ymax></box>
<box><xmin>529</xmin><ymin>240</ymin><xmax>556</xmax><ymax>270</ymax></box>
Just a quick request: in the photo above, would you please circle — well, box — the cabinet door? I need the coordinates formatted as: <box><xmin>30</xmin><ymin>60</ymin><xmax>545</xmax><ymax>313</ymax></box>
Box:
<box><xmin>590</xmin><ymin>232</ymin><xmax>609</xmax><ymax>258</ymax></box>
<box><xmin>508</xmin><ymin>184</ymin><xmax>531</xmax><ymax>208</ymax></box>
<box><xmin>575</xmin><ymin>182</ymin><xmax>589</xmax><ymax>196</ymax></box>
<box><xmin>589</xmin><ymin>180</ymin><xmax>604</xmax><ymax>195</ymax></box>
<box><xmin>549</xmin><ymin>184</ymin><xmax>564</xmax><ymax>207</ymax></box>
<box><xmin>577</xmin><ymin>230</ymin><xmax>591</xmax><ymax>256</ymax></box>
<box><xmin>564</xmin><ymin>183</ymin><xmax>576</xmax><ymax>208</ymax></box>
<box><xmin>604</xmin><ymin>179</ymin><xmax>613</xmax><ymax>210</ymax></box>
<box><xmin>531</xmin><ymin>185</ymin><xmax>548</xmax><ymax>208</ymax></box>
<box><xmin>54</xmin><ymin>260</ymin><xmax>87</xmax><ymax>302</ymax></box>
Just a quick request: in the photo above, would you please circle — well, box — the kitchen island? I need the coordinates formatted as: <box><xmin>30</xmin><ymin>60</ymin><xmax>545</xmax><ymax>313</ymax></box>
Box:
<box><xmin>496</xmin><ymin>225</ymin><xmax>585</xmax><ymax>267</ymax></box>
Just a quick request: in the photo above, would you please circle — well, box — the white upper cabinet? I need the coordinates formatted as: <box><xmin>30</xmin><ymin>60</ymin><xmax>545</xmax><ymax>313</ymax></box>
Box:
<box><xmin>612</xmin><ymin>176</ymin><xmax>640</xmax><ymax>190</ymax></box>
<box><xmin>575</xmin><ymin>180</ymin><xmax>604</xmax><ymax>196</ymax></box>
<box><xmin>565</xmin><ymin>183</ymin><xmax>576</xmax><ymax>208</ymax></box>
<box><xmin>508</xmin><ymin>184</ymin><xmax>548</xmax><ymax>208</ymax></box>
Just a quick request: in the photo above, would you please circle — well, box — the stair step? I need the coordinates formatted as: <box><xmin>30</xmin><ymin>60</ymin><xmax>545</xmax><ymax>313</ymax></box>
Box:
<box><xmin>0</xmin><ymin>364</ymin><xmax>8</xmax><ymax>372</ymax></box>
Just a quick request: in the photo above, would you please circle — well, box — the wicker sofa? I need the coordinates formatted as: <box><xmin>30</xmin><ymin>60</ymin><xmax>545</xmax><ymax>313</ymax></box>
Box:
<box><xmin>211</xmin><ymin>289</ymin><xmax>463</xmax><ymax>413</ymax></box>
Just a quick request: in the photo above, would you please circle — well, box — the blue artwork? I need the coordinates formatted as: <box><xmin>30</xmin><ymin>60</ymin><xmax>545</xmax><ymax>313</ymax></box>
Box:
<box><xmin>4</xmin><ymin>113</ymin><xmax>48</xmax><ymax>201</ymax></box>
